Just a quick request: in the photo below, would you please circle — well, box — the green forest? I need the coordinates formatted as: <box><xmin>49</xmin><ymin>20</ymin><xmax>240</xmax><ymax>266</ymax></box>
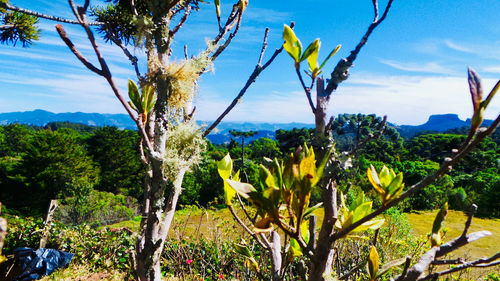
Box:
<box><xmin>1</xmin><ymin>116</ymin><xmax>498</xmax><ymax>220</ymax></box>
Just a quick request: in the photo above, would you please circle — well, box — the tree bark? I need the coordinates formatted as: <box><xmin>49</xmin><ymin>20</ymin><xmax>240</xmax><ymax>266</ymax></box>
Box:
<box><xmin>308</xmin><ymin>181</ymin><xmax>337</xmax><ymax>281</ymax></box>
<box><xmin>135</xmin><ymin>163</ymin><xmax>187</xmax><ymax>281</ymax></box>
<box><xmin>270</xmin><ymin>231</ymin><xmax>282</xmax><ymax>281</ymax></box>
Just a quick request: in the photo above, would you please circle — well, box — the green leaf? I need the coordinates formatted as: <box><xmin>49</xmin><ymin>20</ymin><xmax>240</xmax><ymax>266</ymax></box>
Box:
<box><xmin>316</xmin><ymin>145</ymin><xmax>333</xmax><ymax>181</ymax></box>
<box><xmin>432</xmin><ymin>202</ymin><xmax>448</xmax><ymax>235</ymax></box>
<box><xmin>307</xmin><ymin>40</ymin><xmax>320</xmax><ymax>72</ymax></box>
<box><xmin>319</xmin><ymin>44</ymin><xmax>341</xmax><ymax>70</ymax></box>
<box><xmin>377</xmin><ymin>258</ymin><xmax>406</xmax><ymax>278</ymax></box>
<box><xmin>301</xmin><ymin>38</ymin><xmax>320</xmax><ymax>63</ymax></box>
<box><xmin>378</xmin><ymin>166</ymin><xmax>391</xmax><ymax>187</ymax></box>
<box><xmin>226</xmin><ymin>179</ymin><xmax>256</xmax><ymax>200</ymax></box>
<box><xmin>283</xmin><ymin>24</ymin><xmax>302</xmax><ymax>62</ymax></box>
<box><xmin>367</xmin><ymin>246</ymin><xmax>379</xmax><ymax>281</ymax></box>
<box><xmin>289</xmin><ymin>238</ymin><xmax>302</xmax><ymax>257</ymax></box>
<box><xmin>387</xmin><ymin>172</ymin><xmax>403</xmax><ymax>194</ymax></box>
<box><xmin>233</xmin><ymin>243</ymin><xmax>253</xmax><ymax>258</ymax></box>
<box><xmin>352</xmin><ymin>201</ymin><xmax>372</xmax><ymax>223</ymax></box>
<box><xmin>144</xmin><ymin>85</ymin><xmax>156</xmax><ymax>112</ymax></box>
<box><xmin>214</xmin><ymin>0</ymin><xmax>221</xmax><ymax>18</ymax></box>
<box><xmin>217</xmin><ymin>154</ymin><xmax>235</xmax><ymax>205</ymax></box>
<box><xmin>217</xmin><ymin>154</ymin><xmax>233</xmax><ymax>180</ymax></box>
<box><xmin>259</xmin><ymin>164</ymin><xmax>276</xmax><ymax>189</ymax></box>
<box><xmin>303</xmin><ymin>202</ymin><xmax>322</xmax><ymax>219</ymax></box>
<box><xmin>128</xmin><ymin>79</ymin><xmax>141</xmax><ymax>110</ymax></box>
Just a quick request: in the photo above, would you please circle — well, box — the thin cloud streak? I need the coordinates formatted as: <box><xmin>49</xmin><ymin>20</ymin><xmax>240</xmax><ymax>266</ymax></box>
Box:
<box><xmin>380</xmin><ymin>59</ymin><xmax>454</xmax><ymax>75</ymax></box>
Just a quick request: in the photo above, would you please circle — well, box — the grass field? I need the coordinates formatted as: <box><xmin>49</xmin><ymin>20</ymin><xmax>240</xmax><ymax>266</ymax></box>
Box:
<box><xmin>105</xmin><ymin>207</ymin><xmax>500</xmax><ymax>279</ymax></box>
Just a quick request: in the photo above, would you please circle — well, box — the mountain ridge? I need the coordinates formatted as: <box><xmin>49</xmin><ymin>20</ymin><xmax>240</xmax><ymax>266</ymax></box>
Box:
<box><xmin>0</xmin><ymin>110</ymin><xmax>492</xmax><ymax>142</ymax></box>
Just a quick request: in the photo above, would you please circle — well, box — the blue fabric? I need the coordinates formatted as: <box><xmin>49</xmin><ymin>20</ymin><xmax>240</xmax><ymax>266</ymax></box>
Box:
<box><xmin>13</xmin><ymin>247</ymin><xmax>73</xmax><ymax>281</ymax></box>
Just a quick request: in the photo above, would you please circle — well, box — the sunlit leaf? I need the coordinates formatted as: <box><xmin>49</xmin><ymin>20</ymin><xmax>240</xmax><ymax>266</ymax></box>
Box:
<box><xmin>367</xmin><ymin>246</ymin><xmax>379</xmax><ymax>281</ymax></box>
<box><xmin>301</xmin><ymin>38</ymin><xmax>320</xmax><ymax>63</ymax></box>
<box><xmin>353</xmin><ymin>201</ymin><xmax>372</xmax><ymax>223</ymax></box>
<box><xmin>233</xmin><ymin>243</ymin><xmax>253</xmax><ymax>258</ymax></box>
<box><xmin>319</xmin><ymin>44</ymin><xmax>341</xmax><ymax>70</ymax></box>
<box><xmin>226</xmin><ymin>179</ymin><xmax>256</xmax><ymax>200</ymax></box>
<box><xmin>283</xmin><ymin>24</ymin><xmax>302</xmax><ymax>63</ymax></box>
<box><xmin>378</xmin><ymin>166</ymin><xmax>391</xmax><ymax>187</ymax></box>
<box><xmin>217</xmin><ymin>153</ymin><xmax>232</xmax><ymax>180</ymax></box>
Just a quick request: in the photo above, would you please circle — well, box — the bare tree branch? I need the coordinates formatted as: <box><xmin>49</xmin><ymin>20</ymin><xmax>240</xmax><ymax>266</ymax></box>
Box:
<box><xmin>420</xmin><ymin>253</ymin><xmax>500</xmax><ymax>281</ymax></box>
<box><xmin>296</xmin><ymin>68</ymin><xmax>316</xmax><ymax>113</ymax></box>
<box><xmin>325</xmin><ymin>0</ymin><xmax>394</xmax><ymax>94</ymax></box>
<box><xmin>170</xmin><ymin>5</ymin><xmax>191</xmax><ymax>36</ymax></box>
<box><xmin>331</xmin><ymin>113</ymin><xmax>500</xmax><ymax>241</ymax></box>
<box><xmin>106</xmin><ymin>26</ymin><xmax>143</xmax><ymax>81</ymax></box>
<box><xmin>203</xmin><ymin>27</ymin><xmax>285</xmax><ymax>137</ymax></box>
<box><xmin>0</xmin><ymin>2</ymin><xmax>103</xmax><ymax>25</ymax></box>
<box><xmin>228</xmin><ymin>205</ymin><xmax>266</xmax><ymax>248</ymax></box>
<box><xmin>210</xmin><ymin>12</ymin><xmax>243</xmax><ymax>61</ymax></box>
<box><xmin>396</xmin><ymin>204</ymin><xmax>496</xmax><ymax>281</ymax></box>
<box><xmin>56</xmin><ymin>15</ymin><xmax>155</xmax><ymax>155</ymax></box>
<box><xmin>55</xmin><ymin>25</ymin><xmax>103</xmax><ymax>75</ymax></box>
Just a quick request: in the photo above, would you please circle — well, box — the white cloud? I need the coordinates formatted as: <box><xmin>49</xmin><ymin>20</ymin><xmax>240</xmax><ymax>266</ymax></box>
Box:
<box><xmin>194</xmin><ymin>74</ymin><xmax>500</xmax><ymax>125</ymax></box>
<box><xmin>380</xmin><ymin>59</ymin><xmax>454</xmax><ymax>75</ymax></box>
<box><xmin>444</xmin><ymin>40</ymin><xmax>474</xmax><ymax>53</ymax></box>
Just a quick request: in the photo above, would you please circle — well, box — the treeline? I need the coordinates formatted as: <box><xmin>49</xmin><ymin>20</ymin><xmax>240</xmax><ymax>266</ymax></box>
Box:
<box><xmin>0</xmin><ymin>114</ymin><xmax>498</xmax><ymax>220</ymax></box>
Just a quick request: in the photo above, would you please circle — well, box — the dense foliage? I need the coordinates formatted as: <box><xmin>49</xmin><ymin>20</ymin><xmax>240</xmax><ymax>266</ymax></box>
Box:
<box><xmin>0</xmin><ymin>119</ymin><xmax>498</xmax><ymax>219</ymax></box>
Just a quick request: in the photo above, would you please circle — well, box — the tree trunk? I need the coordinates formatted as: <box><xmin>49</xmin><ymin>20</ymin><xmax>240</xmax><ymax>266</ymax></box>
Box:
<box><xmin>308</xmin><ymin>181</ymin><xmax>337</xmax><ymax>281</ymax></box>
<box><xmin>135</xmin><ymin>163</ymin><xmax>186</xmax><ymax>281</ymax></box>
<box><xmin>270</xmin><ymin>231</ymin><xmax>282</xmax><ymax>281</ymax></box>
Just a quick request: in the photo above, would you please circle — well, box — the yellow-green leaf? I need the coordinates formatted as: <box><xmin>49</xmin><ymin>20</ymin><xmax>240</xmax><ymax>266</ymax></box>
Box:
<box><xmin>283</xmin><ymin>24</ymin><xmax>302</xmax><ymax>62</ymax></box>
<box><xmin>319</xmin><ymin>44</ymin><xmax>341</xmax><ymax>70</ymax></box>
<box><xmin>353</xmin><ymin>201</ymin><xmax>372</xmax><ymax>223</ymax></box>
<box><xmin>302</xmin><ymin>38</ymin><xmax>320</xmax><ymax>63</ymax></box>
<box><xmin>367</xmin><ymin>166</ymin><xmax>385</xmax><ymax>195</ymax></box>
<box><xmin>217</xmin><ymin>153</ymin><xmax>232</xmax><ymax>180</ymax></box>
<box><xmin>226</xmin><ymin>179</ymin><xmax>256</xmax><ymax>200</ymax></box>
<box><xmin>378</xmin><ymin>166</ymin><xmax>391</xmax><ymax>187</ymax></box>
<box><xmin>214</xmin><ymin>0</ymin><xmax>221</xmax><ymax>18</ymax></box>
<box><xmin>367</xmin><ymin>246</ymin><xmax>379</xmax><ymax>281</ymax></box>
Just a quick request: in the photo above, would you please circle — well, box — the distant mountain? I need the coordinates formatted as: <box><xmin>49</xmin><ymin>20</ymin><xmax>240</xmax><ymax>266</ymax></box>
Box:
<box><xmin>395</xmin><ymin>114</ymin><xmax>494</xmax><ymax>138</ymax></box>
<box><xmin>0</xmin><ymin>109</ymin><xmax>136</xmax><ymax>129</ymax></box>
<box><xmin>0</xmin><ymin>110</ymin><xmax>493</xmax><ymax>142</ymax></box>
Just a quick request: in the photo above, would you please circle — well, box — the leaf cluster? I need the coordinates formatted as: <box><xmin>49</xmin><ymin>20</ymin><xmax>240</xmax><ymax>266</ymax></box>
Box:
<box><xmin>0</xmin><ymin>8</ymin><xmax>39</xmax><ymax>47</ymax></box>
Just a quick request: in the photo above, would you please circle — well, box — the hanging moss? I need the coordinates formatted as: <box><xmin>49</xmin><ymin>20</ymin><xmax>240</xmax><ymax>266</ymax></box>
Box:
<box><xmin>162</xmin><ymin>121</ymin><xmax>206</xmax><ymax>180</ymax></box>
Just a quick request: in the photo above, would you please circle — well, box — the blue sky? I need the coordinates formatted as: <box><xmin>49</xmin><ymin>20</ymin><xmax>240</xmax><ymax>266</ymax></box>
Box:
<box><xmin>1</xmin><ymin>0</ymin><xmax>499</xmax><ymax>125</ymax></box>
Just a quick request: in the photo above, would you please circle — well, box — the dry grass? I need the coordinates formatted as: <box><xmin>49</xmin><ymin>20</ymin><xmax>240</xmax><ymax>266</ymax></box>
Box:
<box><xmin>406</xmin><ymin>210</ymin><xmax>500</xmax><ymax>259</ymax></box>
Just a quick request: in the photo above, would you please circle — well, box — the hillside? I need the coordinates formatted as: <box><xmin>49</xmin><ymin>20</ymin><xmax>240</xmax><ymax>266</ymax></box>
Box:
<box><xmin>0</xmin><ymin>110</ymin><xmax>494</xmax><ymax>142</ymax></box>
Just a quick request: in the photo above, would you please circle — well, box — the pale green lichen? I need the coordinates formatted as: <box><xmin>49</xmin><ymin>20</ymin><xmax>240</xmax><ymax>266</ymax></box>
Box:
<box><xmin>162</xmin><ymin>121</ymin><xmax>206</xmax><ymax>180</ymax></box>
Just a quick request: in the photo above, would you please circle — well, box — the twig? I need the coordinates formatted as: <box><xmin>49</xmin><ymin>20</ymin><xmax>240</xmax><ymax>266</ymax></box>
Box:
<box><xmin>55</xmin><ymin>17</ymin><xmax>155</xmax><ymax>155</ymax></box>
<box><xmin>106</xmin><ymin>25</ymin><xmax>142</xmax><ymax>81</ymax></box>
<box><xmin>0</xmin><ymin>2</ymin><xmax>103</xmax><ymax>25</ymax></box>
<box><xmin>211</xmin><ymin>13</ymin><xmax>243</xmax><ymax>61</ymax></box>
<box><xmin>339</xmin><ymin>258</ymin><xmax>367</xmax><ymax>280</ymax></box>
<box><xmin>203</xmin><ymin>27</ymin><xmax>285</xmax><ymax>137</ymax></box>
<box><xmin>420</xmin><ymin>253</ymin><xmax>500</xmax><ymax>281</ymax></box>
<box><xmin>236</xmin><ymin>193</ymin><xmax>255</xmax><ymax>224</ymax></box>
<box><xmin>257</xmin><ymin>28</ymin><xmax>270</xmax><ymax>65</ymax></box>
<box><xmin>296</xmin><ymin>67</ymin><xmax>316</xmax><ymax>113</ymax></box>
<box><xmin>331</xmin><ymin>113</ymin><xmax>499</xmax><ymax>241</ymax></box>
<box><xmin>325</xmin><ymin>0</ymin><xmax>394</xmax><ymax>94</ymax></box>
<box><xmin>170</xmin><ymin>5</ymin><xmax>191</xmax><ymax>36</ymax></box>
<box><xmin>461</xmin><ymin>204</ymin><xmax>477</xmax><ymax>237</ymax></box>
<box><xmin>55</xmin><ymin>25</ymin><xmax>103</xmax><ymax>75</ymax></box>
<box><xmin>228</xmin><ymin>205</ymin><xmax>266</xmax><ymax>248</ymax></box>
